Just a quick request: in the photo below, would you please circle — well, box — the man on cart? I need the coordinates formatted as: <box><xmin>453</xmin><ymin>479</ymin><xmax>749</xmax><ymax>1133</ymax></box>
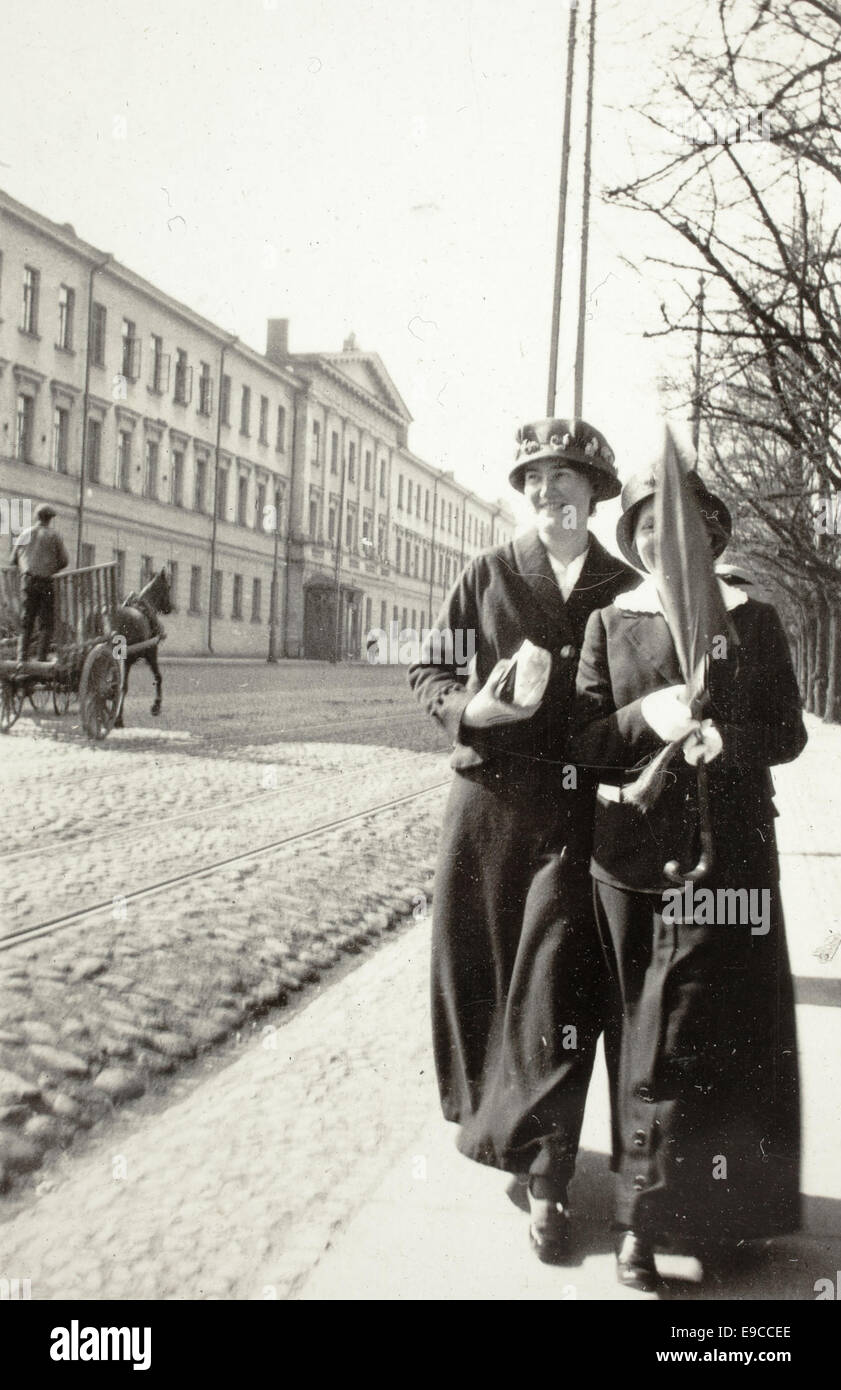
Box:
<box><xmin>11</xmin><ymin>503</ymin><xmax>69</xmax><ymax>662</ymax></box>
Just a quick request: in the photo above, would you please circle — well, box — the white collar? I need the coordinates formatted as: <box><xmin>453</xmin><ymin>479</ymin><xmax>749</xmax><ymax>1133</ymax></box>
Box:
<box><xmin>614</xmin><ymin>574</ymin><xmax>748</xmax><ymax>615</ymax></box>
<box><xmin>546</xmin><ymin>544</ymin><xmax>588</xmax><ymax>574</ymax></box>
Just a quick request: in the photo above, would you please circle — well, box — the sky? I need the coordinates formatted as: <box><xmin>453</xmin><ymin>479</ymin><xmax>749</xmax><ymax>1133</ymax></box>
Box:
<box><xmin>2</xmin><ymin>0</ymin><xmax>710</xmax><ymax>533</ymax></box>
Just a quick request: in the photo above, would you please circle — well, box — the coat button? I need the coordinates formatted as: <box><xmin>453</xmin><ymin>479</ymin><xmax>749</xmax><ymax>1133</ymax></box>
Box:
<box><xmin>633</xmin><ymin>1131</ymin><xmax>646</xmax><ymax>1147</ymax></box>
<box><xmin>636</xmin><ymin>1084</ymin><xmax>654</xmax><ymax>1102</ymax></box>
<box><xmin>633</xmin><ymin>1175</ymin><xmax>646</xmax><ymax>1190</ymax></box>
<box><xmin>560</xmin><ymin>644</ymin><xmax>577</xmax><ymax>659</ymax></box>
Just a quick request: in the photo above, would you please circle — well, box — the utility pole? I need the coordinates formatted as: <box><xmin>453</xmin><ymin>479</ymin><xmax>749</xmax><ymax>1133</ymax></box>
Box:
<box><xmin>332</xmin><ymin>421</ymin><xmax>348</xmax><ymax>663</ymax></box>
<box><xmin>692</xmin><ymin>274</ymin><xmax>705</xmax><ymax>455</ymax></box>
<box><xmin>573</xmin><ymin>0</ymin><xmax>597</xmax><ymax>418</ymax></box>
<box><xmin>546</xmin><ymin>0</ymin><xmax>578</xmax><ymax>416</ymax></box>
<box><xmin>207</xmin><ymin>336</ymin><xmax>237</xmax><ymax>653</ymax></box>
<box><xmin>76</xmin><ymin>253</ymin><xmax>112</xmax><ymax>566</ymax></box>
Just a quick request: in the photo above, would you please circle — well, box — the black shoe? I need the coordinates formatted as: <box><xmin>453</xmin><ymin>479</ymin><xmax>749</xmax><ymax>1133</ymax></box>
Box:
<box><xmin>527</xmin><ymin>1184</ymin><xmax>572</xmax><ymax>1265</ymax></box>
<box><xmin>616</xmin><ymin>1230</ymin><xmax>661</xmax><ymax>1292</ymax></box>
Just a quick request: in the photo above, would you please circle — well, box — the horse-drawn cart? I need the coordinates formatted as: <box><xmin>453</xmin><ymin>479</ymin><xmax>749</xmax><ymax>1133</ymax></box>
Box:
<box><xmin>0</xmin><ymin>562</ymin><xmax>162</xmax><ymax>739</ymax></box>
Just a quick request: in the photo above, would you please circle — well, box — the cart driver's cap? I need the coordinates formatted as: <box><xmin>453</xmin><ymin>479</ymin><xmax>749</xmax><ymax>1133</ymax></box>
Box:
<box><xmin>35</xmin><ymin>504</ymin><xmax>57</xmax><ymax>521</ymax></box>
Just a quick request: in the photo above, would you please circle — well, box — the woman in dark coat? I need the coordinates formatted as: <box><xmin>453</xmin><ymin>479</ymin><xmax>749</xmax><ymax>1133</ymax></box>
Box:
<box><xmin>571</xmin><ymin>470</ymin><xmax>806</xmax><ymax>1289</ymax></box>
<box><xmin>408</xmin><ymin>417</ymin><xmax>638</xmax><ymax>1259</ymax></box>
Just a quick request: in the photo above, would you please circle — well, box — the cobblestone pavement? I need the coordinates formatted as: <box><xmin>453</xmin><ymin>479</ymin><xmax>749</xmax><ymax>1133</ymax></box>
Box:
<box><xmin>0</xmin><ymin>662</ymin><xmax>447</xmax><ymax>1191</ymax></box>
<box><xmin>1</xmin><ymin>682</ymin><xmax>839</xmax><ymax>1300</ymax></box>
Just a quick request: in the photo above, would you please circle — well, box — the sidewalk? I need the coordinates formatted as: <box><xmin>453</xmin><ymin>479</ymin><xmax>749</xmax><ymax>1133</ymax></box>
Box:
<box><xmin>296</xmin><ymin>714</ymin><xmax>841</xmax><ymax>1300</ymax></box>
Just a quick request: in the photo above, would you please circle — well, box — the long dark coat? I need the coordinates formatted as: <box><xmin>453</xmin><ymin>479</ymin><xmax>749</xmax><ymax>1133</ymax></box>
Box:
<box><xmin>408</xmin><ymin>531</ymin><xmax>638</xmax><ymax>1176</ymax></box>
<box><xmin>570</xmin><ymin>581</ymin><xmax>806</xmax><ymax>1243</ymax></box>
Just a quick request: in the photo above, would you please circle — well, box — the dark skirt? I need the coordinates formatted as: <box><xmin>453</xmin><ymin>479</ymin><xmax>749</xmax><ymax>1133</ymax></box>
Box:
<box><xmin>431</xmin><ymin>757</ymin><xmax>615</xmax><ymax>1178</ymax></box>
<box><xmin>593</xmin><ymin>878</ymin><xmax>801</xmax><ymax>1244</ymax></box>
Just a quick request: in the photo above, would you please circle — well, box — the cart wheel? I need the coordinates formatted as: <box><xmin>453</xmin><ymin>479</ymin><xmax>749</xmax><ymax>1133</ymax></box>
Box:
<box><xmin>28</xmin><ymin>681</ymin><xmax>51</xmax><ymax>714</ymax></box>
<box><xmin>79</xmin><ymin>644</ymin><xmax>121</xmax><ymax>740</ymax></box>
<box><xmin>0</xmin><ymin>680</ymin><xmax>23</xmax><ymax>733</ymax></box>
<box><xmin>52</xmin><ymin>679</ymin><xmax>72</xmax><ymax>716</ymax></box>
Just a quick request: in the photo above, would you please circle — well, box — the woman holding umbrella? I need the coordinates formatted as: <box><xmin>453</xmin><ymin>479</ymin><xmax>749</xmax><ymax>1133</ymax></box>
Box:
<box><xmin>571</xmin><ymin>461</ymin><xmax>807</xmax><ymax>1290</ymax></box>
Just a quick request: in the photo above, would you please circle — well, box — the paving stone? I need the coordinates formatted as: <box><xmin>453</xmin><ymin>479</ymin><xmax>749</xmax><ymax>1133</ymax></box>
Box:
<box><xmin>0</xmin><ymin>1104</ymin><xmax>31</xmax><ymax>1126</ymax></box>
<box><xmin>0</xmin><ymin>1129</ymin><xmax>43</xmax><ymax>1173</ymax></box>
<box><xmin>93</xmin><ymin>1068</ymin><xmax>146</xmax><ymax>1103</ymax></box>
<box><xmin>0</xmin><ymin>1069</ymin><xmax>40</xmax><ymax>1104</ymax></box>
<box><xmin>44</xmin><ymin>1092</ymin><xmax>83</xmax><ymax>1121</ymax></box>
<box><xmin>19</xmin><ymin>1020</ymin><xmax>61</xmax><ymax>1046</ymax></box>
<box><xmin>0</xmin><ymin>1030</ymin><xmax>25</xmax><ymax>1046</ymax></box>
<box><xmin>100</xmin><ymin>973</ymin><xmax>138</xmax><ymax>993</ymax></box>
<box><xmin>70</xmin><ymin>957</ymin><xmax>109</xmax><ymax>982</ymax></box>
<box><xmin>28</xmin><ymin>1045</ymin><xmax>89</xmax><ymax>1077</ymax></box>
<box><xmin>23</xmin><ymin>1114</ymin><xmax>67</xmax><ymax>1147</ymax></box>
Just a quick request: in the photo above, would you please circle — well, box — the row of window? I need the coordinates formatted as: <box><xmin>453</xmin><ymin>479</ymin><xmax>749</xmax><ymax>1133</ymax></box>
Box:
<box><xmin>10</xmin><ymin>261</ymin><xmax>289</xmax><ymax>447</ymax></box>
<box><xmin>310</xmin><ymin>420</ymin><xmax>389</xmax><ymax>496</ymax></box>
<box><xmin>87</xmin><ymin>547</ymin><xmax>266</xmax><ymax>623</ymax></box>
<box><xmin>393</xmin><ymin>535</ymin><xmax>463</xmax><ymax>585</ymax></box>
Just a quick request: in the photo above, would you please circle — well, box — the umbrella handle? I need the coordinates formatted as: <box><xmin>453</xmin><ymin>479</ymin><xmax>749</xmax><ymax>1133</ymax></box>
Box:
<box><xmin>664</xmin><ymin>762</ymin><xmax>714</xmax><ymax>884</ymax></box>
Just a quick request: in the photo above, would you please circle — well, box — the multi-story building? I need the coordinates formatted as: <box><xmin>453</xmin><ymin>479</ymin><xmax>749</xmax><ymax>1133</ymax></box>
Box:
<box><xmin>0</xmin><ymin>189</ymin><xmax>514</xmax><ymax>658</ymax></box>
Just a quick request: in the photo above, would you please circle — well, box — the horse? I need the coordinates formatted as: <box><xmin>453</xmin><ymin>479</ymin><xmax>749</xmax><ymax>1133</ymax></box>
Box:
<box><xmin>113</xmin><ymin>568</ymin><xmax>172</xmax><ymax>727</ymax></box>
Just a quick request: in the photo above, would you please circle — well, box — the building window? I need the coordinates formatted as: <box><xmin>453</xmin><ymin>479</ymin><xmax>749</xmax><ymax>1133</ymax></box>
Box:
<box><xmin>220</xmin><ymin>374</ymin><xmax>231</xmax><ymax>425</ymax></box>
<box><xmin>397</xmin><ymin>474</ymin><xmax>404</xmax><ymax>509</ymax></box>
<box><xmin>402</xmin><ymin>608</ymin><xmax>408</xmax><ymax>631</ymax></box>
<box><xmin>211</xmin><ymin>569</ymin><xmax>222</xmax><ymax>618</ymax></box>
<box><xmin>425</xmin><ymin>489</ymin><xmax>430</xmax><ymax>521</ymax></box>
<box><xmin>216</xmin><ymin>468</ymin><xmax>228</xmax><ymax>521</ymax></box>
<box><xmin>237</xmin><ymin>474</ymin><xmax>249</xmax><ymax>526</ymax></box>
<box><xmin>328</xmin><ymin>503</ymin><xmax>337</xmax><ymax>543</ymax></box>
<box><xmin>377</xmin><ymin>516</ymin><xmax>385</xmax><ymax>558</ymax></box>
<box><xmin>259</xmin><ymin>395</ymin><xmax>269</xmax><ymax>444</ymax></box>
<box><xmin>86</xmin><ymin>417</ymin><xmax>102</xmax><ymax>484</ymax></box>
<box><xmin>57</xmin><ymin>285</ymin><xmax>75</xmax><ymax>350</ymax></box>
<box><xmin>116</xmin><ymin>430</ymin><xmax>131</xmax><ymax>490</ymax></box>
<box><xmin>407</xmin><ymin>479</ymin><xmax>412</xmax><ymax>513</ymax></box>
<box><xmin>309</xmin><ymin>496</ymin><xmax>319</xmax><ymax>537</ymax></box>
<box><xmin>365</xmin><ymin>597</ymin><xmax>372</xmax><ymax>634</ymax></box>
<box><xmin>417</xmin><ymin>490</ymin><xmax>422</xmax><ymax>519</ymax></box>
<box><xmin>276</xmin><ymin>404</ymin><xmax>286</xmax><ymax>452</ymax></box>
<box><xmin>20</xmin><ymin>266</ymin><xmax>39</xmax><ymax>334</ymax></box>
<box><xmin>380</xmin><ymin>600</ymin><xmax>387</xmax><ymax>629</ymax></box>
<box><xmin>113</xmin><ymin>549</ymin><xmax>126</xmax><ymax>593</ymax></box>
<box><xmin>149</xmin><ymin>334</ymin><xmax>169</xmax><ymax>392</ymax></box>
<box><xmin>311</xmin><ymin>419</ymin><xmax>321</xmax><ymax>463</ymax></box>
<box><xmin>198</xmin><ymin>362</ymin><xmax>213</xmax><ymax>416</ymax></box>
<box><xmin>140</xmin><ymin>555</ymin><xmax>155</xmax><ymax>588</ymax></box>
<box><xmin>379</xmin><ymin>459</ymin><xmax>386</xmax><ymax>498</ymax></box>
<box><xmin>364</xmin><ymin>451</ymin><xmax>372</xmax><ymax>491</ymax></box>
<box><xmin>414</xmin><ymin>544</ymin><xmax>420</xmax><ymax>576</ymax></box>
<box><xmin>11</xmin><ymin>391</ymin><xmax>31</xmax><ymax>464</ymax></box>
<box><xmin>348</xmin><ymin>441</ymin><xmax>356</xmax><ymax>483</ymax></box>
<box><xmin>121</xmin><ymin>319</ymin><xmax>140</xmax><ymax>380</ymax></box>
<box><xmin>174</xmin><ymin>349</ymin><xmax>191</xmax><ymax>404</ymax></box>
<box><xmin>91</xmin><ymin>303</ymin><xmax>107</xmax><ymax>367</ymax></box>
<box><xmin>240</xmin><ymin>385</ymin><xmax>251</xmax><ymax>435</ymax></box>
<box><xmin>171</xmin><ymin>449</ymin><xmax>184</xmax><ymax>506</ymax></box>
<box><xmin>189</xmin><ymin>564</ymin><xmax>202</xmax><ymax>613</ymax></box>
<box><xmin>330</xmin><ymin>430</ymin><xmax>339</xmax><ymax>474</ymax></box>
<box><xmin>143</xmin><ymin>439</ymin><xmax>159</xmax><ymax>499</ymax></box>
<box><xmin>345</xmin><ymin>509</ymin><xmax>355</xmax><ymax>549</ymax></box>
<box><xmin>168</xmin><ymin>561</ymin><xmax>178</xmax><ymax>612</ymax></box>
<box><xmin>395</xmin><ymin>535</ymin><xmax>402</xmax><ymax>570</ymax></box>
<box><xmin>80</xmin><ymin>542</ymin><xmax>95</xmax><ymax>568</ymax></box>
<box><xmin>251</xmin><ymin>578</ymin><xmax>262</xmax><ymax>622</ymax></box>
<box><xmin>422</xmin><ymin>547</ymin><xmax>427</xmax><ymax>580</ymax></box>
<box><xmin>52</xmin><ymin>406</ymin><xmax>70</xmax><ymax>473</ymax></box>
<box><xmin>232</xmin><ymin>573</ymin><xmax>243</xmax><ymax>620</ymax></box>
<box><xmin>194</xmin><ymin>456</ymin><xmax>207</xmax><ymax>512</ymax></box>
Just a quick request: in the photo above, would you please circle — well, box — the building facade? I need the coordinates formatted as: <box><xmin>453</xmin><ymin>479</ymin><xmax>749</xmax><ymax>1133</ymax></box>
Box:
<box><xmin>0</xmin><ymin>190</ymin><xmax>514</xmax><ymax>658</ymax></box>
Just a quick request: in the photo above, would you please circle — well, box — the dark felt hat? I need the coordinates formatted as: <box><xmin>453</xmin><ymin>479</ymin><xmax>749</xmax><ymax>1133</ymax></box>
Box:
<box><xmin>509</xmin><ymin>417</ymin><xmax>621</xmax><ymax>500</ymax></box>
<box><xmin>616</xmin><ymin>469</ymin><xmax>732</xmax><ymax>568</ymax></box>
<box><xmin>35</xmin><ymin>503</ymin><xmax>57</xmax><ymax>522</ymax></box>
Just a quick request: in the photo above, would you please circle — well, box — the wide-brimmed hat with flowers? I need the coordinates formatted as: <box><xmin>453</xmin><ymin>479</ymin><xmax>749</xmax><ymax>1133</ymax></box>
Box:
<box><xmin>509</xmin><ymin>417</ymin><xmax>621</xmax><ymax>500</ymax></box>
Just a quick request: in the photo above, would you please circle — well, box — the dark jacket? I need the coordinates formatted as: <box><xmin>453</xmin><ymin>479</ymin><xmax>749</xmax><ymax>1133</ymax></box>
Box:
<box><xmin>406</xmin><ymin>530</ymin><xmax>638</xmax><ymax>1173</ymax></box>
<box><xmin>570</xmin><ymin>581</ymin><xmax>808</xmax><ymax>891</ymax></box>
<box><xmin>409</xmin><ymin>530</ymin><xmax>639</xmax><ymax>772</ymax></box>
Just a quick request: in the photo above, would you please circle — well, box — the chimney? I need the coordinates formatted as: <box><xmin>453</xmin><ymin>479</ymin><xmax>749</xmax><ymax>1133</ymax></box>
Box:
<box><xmin>343</xmin><ymin>331</ymin><xmax>358</xmax><ymax>352</ymax></box>
<box><xmin>266</xmin><ymin>318</ymin><xmax>289</xmax><ymax>365</ymax></box>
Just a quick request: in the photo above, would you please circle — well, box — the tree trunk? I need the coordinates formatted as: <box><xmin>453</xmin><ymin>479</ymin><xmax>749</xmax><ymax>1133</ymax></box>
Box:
<box><xmin>804</xmin><ymin>604</ymin><xmax>817</xmax><ymax>713</ymax></box>
<box><xmin>824</xmin><ymin>598</ymin><xmax>841</xmax><ymax>724</ymax></box>
<box><xmin>813</xmin><ymin>590</ymin><xmax>829</xmax><ymax>716</ymax></box>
